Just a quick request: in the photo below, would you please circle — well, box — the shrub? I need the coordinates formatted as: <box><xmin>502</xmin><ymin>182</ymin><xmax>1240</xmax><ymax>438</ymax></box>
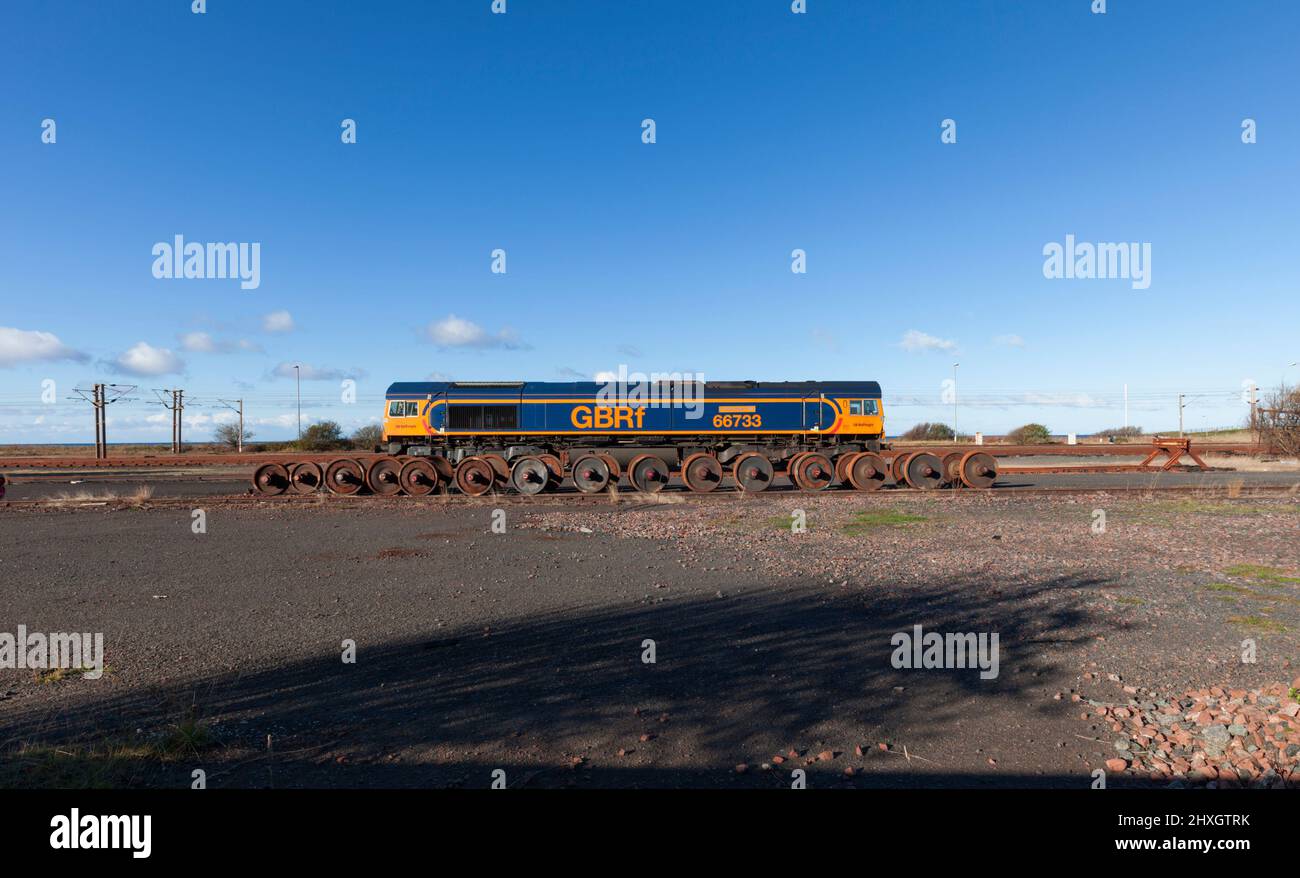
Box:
<box><xmin>1007</xmin><ymin>423</ymin><xmax>1052</xmax><ymax>444</ymax></box>
<box><xmin>213</xmin><ymin>422</ymin><xmax>253</xmax><ymax>449</ymax></box>
<box><xmin>351</xmin><ymin>424</ymin><xmax>383</xmax><ymax>451</ymax></box>
<box><xmin>900</xmin><ymin>422</ymin><xmax>955</xmax><ymax>441</ymax></box>
<box><xmin>298</xmin><ymin>421</ymin><xmax>346</xmax><ymax>452</ymax></box>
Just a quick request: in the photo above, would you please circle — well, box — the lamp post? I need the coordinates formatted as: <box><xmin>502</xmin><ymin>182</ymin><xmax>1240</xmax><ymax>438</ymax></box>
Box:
<box><xmin>952</xmin><ymin>362</ymin><xmax>959</xmax><ymax>441</ymax></box>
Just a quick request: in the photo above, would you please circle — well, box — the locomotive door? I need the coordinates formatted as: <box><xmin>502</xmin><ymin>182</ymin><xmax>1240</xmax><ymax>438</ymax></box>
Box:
<box><xmin>801</xmin><ymin>393</ymin><xmax>826</xmax><ymax>431</ymax></box>
<box><xmin>427</xmin><ymin>390</ymin><xmax>447</xmax><ymax>433</ymax></box>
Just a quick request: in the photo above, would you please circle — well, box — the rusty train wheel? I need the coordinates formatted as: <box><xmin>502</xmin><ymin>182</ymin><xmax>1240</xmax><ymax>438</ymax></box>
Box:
<box><xmin>366</xmin><ymin>456</ymin><xmax>405</xmax><ymax>495</ymax></box>
<box><xmin>786</xmin><ymin>452</ymin><xmax>809</xmax><ymax>490</ymax></box>
<box><xmin>834</xmin><ymin>453</ymin><xmax>856</xmax><ymax>486</ymax></box>
<box><xmin>596</xmin><ymin>453</ymin><xmax>621</xmax><ymax>482</ymax></box>
<box><xmin>794</xmin><ymin>452</ymin><xmax>834</xmax><ymax>492</ymax></box>
<box><xmin>536</xmin><ymin>454</ymin><xmax>564</xmax><ymax>487</ymax></box>
<box><xmin>430</xmin><ymin>456</ymin><xmax>454</xmax><ymax>487</ymax></box>
<box><xmin>481</xmin><ymin>454</ymin><xmax>510</xmax><ymax>486</ymax></box>
<box><xmin>681</xmin><ymin>453</ymin><xmax>723</xmax><ymax>493</ymax></box>
<box><xmin>628</xmin><ymin>454</ymin><xmax>668</xmax><ymax>494</ymax></box>
<box><xmin>511</xmin><ymin>456</ymin><xmax>551</xmax><ymax>495</ymax></box>
<box><xmin>848</xmin><ymin>452</ymin><xmax>888</xmax><ymax>491</ymax></box>
<box><xmin>959</xmin><ymin>451</ymin><xmax>998</xmax><ymax>489</ymax></box>
<box><xmin>454</xmin><ymin>456</ymin><xmax>495</xmax><ymax>496</ymax></box>
<box><xmin>941</xmin><ymin>452</ymin><xmax>964</xmax><ymax>486</ymax></box>
<box><xmin>324</xmin><ymin>458</ymin><xmax>365</xmax><ymax>495</ymax></box>
<box><xmin>890</xmin><ymin>452</ymin><xmax>912</xmax><ymax>485</ymax></box>
<box><xmin>253</xmin><ymin>463</ymin><xmax>290</xmax><ymax>495</ymax></box>
<box><xmin>904</xmin><ymin>452</ymin><xmax>944</xmax><ymax>490</ymax></box>
<box><xmin>571</xmin><ymin>455</ymin><xmax>610</xmax><ymax>494</ymax></box>
<box><xmin>732</xmin><ymin>453</ymin><xmax>773</xmax><ymax>493</ymax></box>
<box><xmin>288</xmin><ymin>461</ymin><xmax>323</xmax><ymax>494</ymax></box>
<box><xmin>399</xmin><ymin>459</ymin><xmax>439</xmax><ymax>496</ymax></box>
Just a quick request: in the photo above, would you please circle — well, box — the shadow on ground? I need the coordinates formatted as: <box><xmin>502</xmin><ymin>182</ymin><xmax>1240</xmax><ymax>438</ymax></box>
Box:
<box><xmin>1</xmin><ymin>571</ymin><xmax>1112</xmax><ymax>788</ymax></box>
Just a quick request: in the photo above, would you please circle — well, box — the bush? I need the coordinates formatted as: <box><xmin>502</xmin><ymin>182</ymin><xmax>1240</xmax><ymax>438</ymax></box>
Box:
<box><xmin>351</xmin><ymin>424</ymin><xmax>383</xmax><ymax>451</ymax></box>
<box><xmin>298</xmin><ymin>420</ymin><xmax>346</xmax><ymax>452</ymax></box>
<box><xmin>1007</xmin><ymin>423</ymin><xmax>1052</xmax><ymax>444</ymax></box>
<box><xmin>1094</xmin><ymin>425</ymin><xmax>1143</xmax><ymax>442</ymax></box>
<box><xmin>900</xmin><ymin>422</ymin><xmax>955</xmax><ymax>441</ymax></box>
<box><xmin>213</xmin><ymin>422</ymin><xmax>253</xmax><ymax>449</ymax></box>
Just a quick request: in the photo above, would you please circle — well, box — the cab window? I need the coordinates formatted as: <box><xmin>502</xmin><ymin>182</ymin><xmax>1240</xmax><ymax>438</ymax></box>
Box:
<box><xmin>862</xmin><ymin>399</ymin><xmax>878</xmax><ymax>415</ymax></box>
<box><xmin>388</xmin><ymin>401</ymin><xmax>403</xmax><ymax>417</ymax></box>
<box><xmin>849</xmin><ymin>400</ymin><xmax>863</xmax><ymax>416</ymax></box>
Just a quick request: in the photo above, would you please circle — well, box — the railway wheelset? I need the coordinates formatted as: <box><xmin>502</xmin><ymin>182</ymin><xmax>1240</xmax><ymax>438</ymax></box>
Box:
<box><xmin>251</xmin><ymin>448</ymin><xmax>999</xmax><ymax>497</ymax></box>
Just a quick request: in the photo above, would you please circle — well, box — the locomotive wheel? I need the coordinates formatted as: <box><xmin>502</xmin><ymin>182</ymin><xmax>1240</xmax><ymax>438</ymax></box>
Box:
<box><xmin>288</xmin><ymin>461</ymin><xmax>323</xmax><ymax>494</ymax></box>
<box><xmin>253</xmin><ymin>463</ymin><xmax>290</xmax><ymax>495</ymax></box>
<box><xmin>681</xmin><ymin>453</ymin><xmax>723</xmax><ymax>493</ymax></box>
<box><xmin>536</xmin><ymin>454</ymin><xmax>564</xmax><ymax>487</ymax></box>
<box><xmin>628</xmin><ymin>454</ymin><xmax>668</xmax><ymax>494</ymax></box>
<box><xmin>794</xmin><ymin>452</ymin><xmax>834</xmax><ymax>492</ymax></box>
<box><xmin>785</xmin><ymin>452</ymin><xmax>810</xmax><ymax>489</ymax></box>
<box><xmin>455</xmin><ymin>457</ymin><xmax>496</xmax><ymax>496</ymax></box>
<box><xmin>366</xmin><ymin>456</ymin><xmax>405</xmax><ymax>495</ymax></box>
<box><xmin>834</xmin><ymin>453</ymin><xmax>856</xmax><ymax>486</ymax></box>
<box><xmin>732</xmin><ymin>453</ymin><xmax>774</xmax><ymax>493</ymax></box>
<box><xmin>848</xmin><ymin>452</ymin><xmax>888</xmax><ymax>491</ymax></box>
<box><xmin>511</xmin><ymin>456</ymin><xmax>551</xmax><ymax>495</ymax></box>
<box><xmin>597</xmin><ymin>453</ymin><xmax>622</xmax><ymax>483</ymax></box>
<box><xmin>890</xmin><ymin>452</ymin><xmax>912</xmax><ymax>485</ymax></box>
<box><xmin>324</xmin><ymin>458</ymin><xmax>365</xmax><ymax>495</ymax></box>
<box><xmin>959</xmin><ymin>451</ymin><xmax>998</xmax><ymax>489</ymax></box>
<box><xmin>571</xmin><ymin>455</ymin><xmax>611</xmax><ymax>494</ymax></box>
<box><xmin>430</xmin><ymin>456</ymin><xmax>454</xmax><ymax>487</ymax></box>
<box><xmin>941</xmin><ymin>452</ymin><xmax>964</xmax><ymax>486</ymax></box>
<box><xmin>399</xmin><ymin>459</ymin><xmax>439</xmax><ymax>496</ymax></box>
<box><xmin>904</xmin><ymin>452</ymin><xmax>944</xmax><ymax>490</ymax></box>
<box><xmin>481</xmin><ymin>454</ymin><xmax>511</xmax><ymax>486</ymax></box>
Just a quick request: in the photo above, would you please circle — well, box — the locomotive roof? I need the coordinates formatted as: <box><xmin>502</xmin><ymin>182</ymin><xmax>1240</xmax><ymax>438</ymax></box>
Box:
<box><xmin>386</xmin><ymin>380</ymin><xmax>882</xmax><ymax>397</ymax></box>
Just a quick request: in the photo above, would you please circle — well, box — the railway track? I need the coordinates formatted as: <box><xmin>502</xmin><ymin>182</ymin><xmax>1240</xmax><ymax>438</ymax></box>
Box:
<box><xmin>0</xmin><ymin>440</ymin><xmax>1266</xmax><ymax>471</ymax></box>
<box><xmin>4</xmin><ymin>480</ymin><xmax>1296</xmax><ymax>511</ymax></box>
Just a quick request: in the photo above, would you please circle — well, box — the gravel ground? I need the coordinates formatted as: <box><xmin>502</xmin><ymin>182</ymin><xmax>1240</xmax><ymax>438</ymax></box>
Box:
<box><xmin>1</xmin><ymin>489</ymin><xmax>1297</xmax><ymax>789</ymax></box>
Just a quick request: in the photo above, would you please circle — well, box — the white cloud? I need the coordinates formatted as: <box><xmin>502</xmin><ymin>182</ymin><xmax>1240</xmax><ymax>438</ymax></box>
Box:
<box><xmin>994</xmin><ymin>334</ymin><xmax>1026</xmax><ymax>348</ymax></box>
<box><xmin>593</xmin><ymin>370</ymin><xmax>618</xmax><ymax>383</ymax></box>
<box><xmin>271</xmin><ymin>361</ymin><xmax>358</xmax><ymax>381</ymax></box>
<box><xmin>0</xmin><ymin>326</ymin><xmax>88</xmax><ymax>367</ymax></box>
<box><xmin>426</xmin><ymin>315</ymin><xmax>526</xmax><ymax>350</ymax></box>
<box><xmin>262</xmin><ymin>310</ymin><xmax>295</xmax><ymax>333</ymax></box>
<box><xmin>112</xmin><ymin>342</ymin><xmax>185</xmax><ymax>376</ymax></box>
<box><xmin>179</xmin><ymin>331</ymin><xmax>217</xmax><ymax>353</ymax></box>
<box><xmin>180</xmin><ymin>331</ymin><xmax>263</xmax><ymax>354</ymax></box>
<box><xmin>899</xmin><ymin>329</ymin><xmax>958</xmax><ymax>354</ymax></box>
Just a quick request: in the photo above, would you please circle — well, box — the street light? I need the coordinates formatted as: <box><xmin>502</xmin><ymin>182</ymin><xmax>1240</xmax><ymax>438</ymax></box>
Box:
<box><xmin>952</xmin><ymin>362</ymin><xmax>959</xmax><ymax>441</ymax></box>
<box><xmin>294</xmin><ymin>364</ymin><xmax>302</xmax><ymax>442</ymax></box>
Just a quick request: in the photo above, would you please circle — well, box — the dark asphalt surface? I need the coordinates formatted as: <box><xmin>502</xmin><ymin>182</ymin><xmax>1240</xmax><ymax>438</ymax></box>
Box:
<box><xmin>2</xmin><ymin>490</ymin><xmax>1297</xmax><ymax>789</ymax></box>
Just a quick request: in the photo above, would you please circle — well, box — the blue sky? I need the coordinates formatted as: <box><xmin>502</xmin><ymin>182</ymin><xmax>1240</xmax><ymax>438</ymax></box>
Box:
<box><xmin>2</xmin><ymin>0</ymin><xmax>1297</xmax><ymax>442</ymax></box>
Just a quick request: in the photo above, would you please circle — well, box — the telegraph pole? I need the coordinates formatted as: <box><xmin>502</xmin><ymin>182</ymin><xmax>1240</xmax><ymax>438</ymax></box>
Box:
<box><xmin>1178</xmin><ymin>394</ymin><xmax>1185</xmax><ymax>437</ymax></box>
<box><xmin>72</xmin><ymin>384</ymin><xmax>136</xmax><ymax>458</ymax></box>
<box><xmin>153</xmin><ymin>389</ymin><xmax>186</xmax><ymax>454</ymax></box>
<box><xmin>295</xmin><ymin>364</ymin><xmax>302</xmax><ymax>442</ymax></box>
